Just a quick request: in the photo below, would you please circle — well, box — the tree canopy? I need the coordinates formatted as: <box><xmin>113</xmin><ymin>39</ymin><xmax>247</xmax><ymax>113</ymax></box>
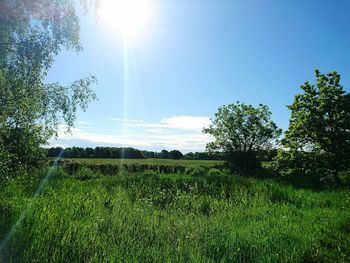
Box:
<box><xmin>278</xmin><ymin>70</ymin><xmax>350</xmax><ymax>178</ymax></box>
<box><xmin>0</xmin><ymin>0</ymin><xmax>98</xmax><ymax>176</ymax></box>
<box><xmin>204</xmin><ymin>102</ymin><xmax>281</xmax><ymax>173</ymax></box>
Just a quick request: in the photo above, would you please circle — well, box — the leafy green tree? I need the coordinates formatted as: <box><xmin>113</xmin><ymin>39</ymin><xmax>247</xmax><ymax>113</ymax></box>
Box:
<box><xmin>169</xmin><ymin>150</ymin><xmax>183</xmax><ymax>160</ymax></box>
<box><xmin>85</xmin><ymin>147</ymin><xmax>95</xmax><ymax>158</ymax></box>
<box><xmin>140</xmin><ymin>150</ymin><xmax>156</xmax><ymax>158</ymax></box>
<box><xmin>0</xmin><ymin>0</ymin><xmax>98</xmax><ymax>176</ymax></box>
<box><xmin>47</xmin><ymin>147</ymin><xmax>64</xmax><ymax>157</ymax></box>
<box><xmin>184</xmin><ymin>152</ymin><xmax>194</xmax><ymax>160</ymax></box>
<box><xmin>159</xmin><ymin>150</ymin><xmax>170</xmax><ymax>159</ymax></box>
<box><xmin>278</xmin><ymin>70</ymin><xmax>350</xmax><ymax>180</ymax></box>
<box><xmin>204</xmin><ymin>102</ymin><xmax>281</xmax><ymax>173</ymax></box>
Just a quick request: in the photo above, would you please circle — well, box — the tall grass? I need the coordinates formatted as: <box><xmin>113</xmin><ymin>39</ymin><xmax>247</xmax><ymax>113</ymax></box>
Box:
<box><xmin>1</xmin><ymin>167</ymin><xmax>349</xmax><ymax>262</ymax></box>
<box><xmin>53</xmin><ymin>158</ymin><xmax>223</xmax><ymax>167</ymax></box>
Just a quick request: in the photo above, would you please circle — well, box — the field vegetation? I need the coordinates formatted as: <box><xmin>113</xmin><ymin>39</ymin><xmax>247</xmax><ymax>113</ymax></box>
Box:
<box><xmin>1</xmin><ymin>160</ymin><xmax>349</xmax><ymax>262</ymax></box>
<box><xmin>1</xmin><ymin>1</ymin><xmax>350</xmax><ymax>262</ymax></box>
<box><xmin>57</xmin><ymin>158</ymin><xmax>223</xmax><ymax>167</ymax></box>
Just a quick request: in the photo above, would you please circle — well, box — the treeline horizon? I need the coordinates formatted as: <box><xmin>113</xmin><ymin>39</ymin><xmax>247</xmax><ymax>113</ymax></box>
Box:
<box><xmin>45</xmin><ymin>146</ymin><xmax>225</xmax><ymax>160</ymax></box>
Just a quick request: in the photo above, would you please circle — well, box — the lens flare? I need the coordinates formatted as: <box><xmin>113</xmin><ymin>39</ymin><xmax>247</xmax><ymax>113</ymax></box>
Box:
<box><xmin>0</xmin><ymin>150</ymin><xmax>65</xmax><ymax>260</ymax></box>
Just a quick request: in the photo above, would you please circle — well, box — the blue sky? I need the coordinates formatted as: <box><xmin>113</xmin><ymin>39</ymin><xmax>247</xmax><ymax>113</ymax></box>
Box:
<box><xmin>47</xmin><ymin>0</ymin><xmax>350</xmax><ymax>152</ymax></box>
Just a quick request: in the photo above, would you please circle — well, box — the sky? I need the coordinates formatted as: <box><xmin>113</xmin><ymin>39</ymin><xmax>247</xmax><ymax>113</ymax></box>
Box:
<box><xmin>47</xmin><ymin>0</ymin><xmax>350</xmax><ymax>153</ymax></box>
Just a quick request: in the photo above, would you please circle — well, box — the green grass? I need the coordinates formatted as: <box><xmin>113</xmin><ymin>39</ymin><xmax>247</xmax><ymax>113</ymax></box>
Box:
<box><xmin>1</xmin><ymin>166</ymin><xmax>350</xmax><ymax>262</ymax></box>
<box><xmin>55</xmin><ymin>158</ymin><xmax>223</xmax><ymax>167</ymax></box>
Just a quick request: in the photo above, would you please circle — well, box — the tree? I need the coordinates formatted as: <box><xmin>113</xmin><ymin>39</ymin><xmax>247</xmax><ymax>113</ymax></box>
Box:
<box><xmin>204</xmin><ymin>102</ymin><xmax>281</xmax><ymax>173</ymax></box>
<box><xmin>169</xmin><ymin>150</ymin><xmax>183</xmax><ymax>160</ymax></box>
<box><xmin>140</xmin><ymin>150</ymin><xmax>156</xmax><ymax>158</ymax></box>
<box><xmin>159</xmin><ymin>150</ymin><xmax>170</xmax><ymax>159</ymax></box>
<box><xmin>184</xmin><ymin>152</ymin><xmax>194</xmax><ymax>160</ymax></box>
<box><xmin>0</xmin><ymin>0</ymin><xmax>98</xmax><ymax>176</ymax></box>
<box><xmin>85</xmin><ymin>147</ymin><xmax>95</xmax><ymax>158</ymax></box>
<box><xmin>279</xmin><ymin>70</ymin><xmax>350</xmax><ymax>179</ymax></box>
<box><xmin>47</xmin><ymin>147</ymin><xmax>64</xmax><ymax>157</ymax></box>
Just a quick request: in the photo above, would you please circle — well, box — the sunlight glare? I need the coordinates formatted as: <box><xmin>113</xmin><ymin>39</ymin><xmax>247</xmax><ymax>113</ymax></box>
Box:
<box><xmin>100</xmin><ymin>0</ymin><xmax>153</xmax><ymax>40</ymax></box>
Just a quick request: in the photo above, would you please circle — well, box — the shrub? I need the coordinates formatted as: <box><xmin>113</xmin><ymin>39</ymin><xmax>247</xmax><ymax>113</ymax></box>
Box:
<box><xmin>186</xmin><ymin>166</ymin><xmax>208</xmax><ymax>177</ymax></box>
<box><xmin>339</xmin><ymin>170</ymin><xmax>350</xmax><ymax>188</ymax></box>
<box><xmin>273</xmin><ymin>150</ymin><xmax>347</xmax><ymax>188</ymax></box>
<box><xmin>259</xmin><ymin>161</ymin><xmax>277</xmax><ymax>178</ymax></box>
<box><xmin>207</xmin><ymin>168</ymin><xmax>225</xmax><ymax>177</ymax></box>
<box><xmin>73</xmin><ymin>167</ymin><xmax>99</xmax><ymax>180</ymax></box>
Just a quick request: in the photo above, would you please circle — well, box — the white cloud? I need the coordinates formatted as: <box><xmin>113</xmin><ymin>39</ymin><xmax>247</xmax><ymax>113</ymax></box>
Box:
<box><xmin>77</xmin><ymin>120</ymin><xmax>94</xmax><ymax>126</ymax></box>
<box><xmin>50</xmin><ymin>115</ymin><xmax>213</xmax><ymax>152</ymax></box>
<box><xmin>127</xmin><ymin>115</ymin><xmax>211</xmax><ymax>132</ymax></box>
<box><xmin>52</xmin><ymin>131</ymin><xmax>211</xmax><ymax>152</ymax></box>
<box><xmin>107</xmin><ymin>117</ymin><xmax>145</xmax><ymax>123</ymax></box>
<box><xmin>46</xmin><ymin>142</ymin><xmax>71</xmax><ymax>149</ymax></box>
<box><xmin>160</xmin><ymin>116</ymin><xmax>211</xmax><ymax>132</ymax></box>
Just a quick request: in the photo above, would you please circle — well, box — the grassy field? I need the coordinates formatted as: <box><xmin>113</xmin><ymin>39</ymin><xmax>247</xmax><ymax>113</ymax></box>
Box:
<box><xmin>1</xmin><ymin>160</ymin><xmax>350</xmax><ymax>262</ymax></box>
<box><xmin>55</xmin><ymin>158</ymin><xmax>223</xmax><ymax>167</ymax></box>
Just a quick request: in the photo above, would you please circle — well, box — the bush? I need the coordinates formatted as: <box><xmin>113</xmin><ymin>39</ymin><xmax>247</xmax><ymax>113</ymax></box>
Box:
<box><xmin>185</xmin><ymin>166</ymin><xmax>208</xmax><ymax>177</ymax></box>
<box><xmin>260</xmin><ymin>162</ymin><xmax>277</xmax><ymax>177</ymax></box>
<box><xmin>339</xmin><ymin>170</ymin><xmax>350</xmax><ymax>187</ymax></box>
<box><xmin>207</xmin><ymin>168</ymin><xmax>225</xmax><ymax>177</ymax></box>
<box><xmin>73</xmin><ymin>167</ymin><xmax>99</xmax><ymax>180</ymax></box>
<box><xmin>273</xmin><ymin>150</ymin><xmax>348</xmax><ymax>188</ymax></box>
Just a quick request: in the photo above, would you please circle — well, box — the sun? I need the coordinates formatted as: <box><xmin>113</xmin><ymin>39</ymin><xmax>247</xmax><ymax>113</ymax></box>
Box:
<box><xmin>99</xmin><ymin>0</ymin><xmax>153</xmax><ymax>40</ymax></box>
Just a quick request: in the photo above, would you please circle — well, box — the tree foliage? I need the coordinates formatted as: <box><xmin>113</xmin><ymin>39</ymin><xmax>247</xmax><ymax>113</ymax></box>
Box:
<box><xmin>169</xmin><ymin>150</ymin><xmax>183</xmax><ymax>160</ymax></box>
<box><xmin>204</xmin><ymin>102</ymin><xmax>281</xmax><ymax>173</ymax></box>
<box><xmin>277</xmin><ymin>70</ymin><xmax>350</xmax><ymax>180</ymax></box>
<box><xmin>0</xmin><ymin>0</ymin><xmax>98</xmax><ymax>176</ymax></box>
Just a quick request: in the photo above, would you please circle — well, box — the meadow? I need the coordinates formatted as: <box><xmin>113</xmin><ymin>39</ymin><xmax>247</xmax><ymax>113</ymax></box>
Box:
<box><xmin>2</xmin><ymin>1</ymin><xmax>350</xmax><ymax>262</ymax></box>
<box><xmin>57</xmin><ymin>158</ymin><xmax>223</xmax><ymax>167</ymax></box>
<box><xmin>1</xmin><ymin>159</ymin><xmax>349</xmax><ymax>262</ymax></box>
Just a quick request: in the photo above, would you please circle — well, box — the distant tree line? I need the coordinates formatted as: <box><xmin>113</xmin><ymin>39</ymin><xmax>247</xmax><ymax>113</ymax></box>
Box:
<box><xmin>45</xmin><ymin>147</ymin><xmax>226</xmax><ymax>160</ymax></box>
<box><xmin>46</xmin><ymin>147</ymin><xmax>143</xmax><ymax>159</ymax></box>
